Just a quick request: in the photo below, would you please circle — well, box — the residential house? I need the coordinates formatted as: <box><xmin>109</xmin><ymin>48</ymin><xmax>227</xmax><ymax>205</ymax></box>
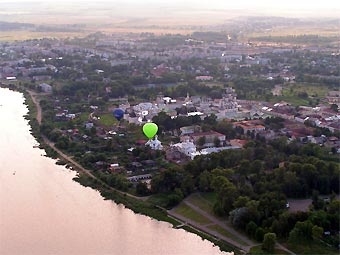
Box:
<box><xmin>195</xmin><ymin>75</ymin><xmax>213</xmax><ymax>81</ymax></box>
<box><xmin>181</xmin><ymin>131</ymin><xmax>226</xmax><ymax>147</ymax></box>
<box><xmin>230</xmin><ymin>139</ymin><xmax>248</xmax><ymax>148</ymax></box>
<box><xmin>180</xmin><ymin>125</ymin><xmax>202</xmax><ymax>136</ymax></box>
<box><xmin>233</xmin><ymin>121</ymin><xmax>266</xmax><ymax>133</ymax></box>
<box><xmin>39</xmin><ymin>83</ymin><xmax>52</xmax><ymax>93</ymax></box>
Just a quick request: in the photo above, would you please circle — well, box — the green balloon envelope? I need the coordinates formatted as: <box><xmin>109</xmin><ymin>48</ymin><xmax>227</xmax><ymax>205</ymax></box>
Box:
<box><xmin>143</xmin><ymin>123</ymin><xmax>158</xmax><ymax>139</ymax></box>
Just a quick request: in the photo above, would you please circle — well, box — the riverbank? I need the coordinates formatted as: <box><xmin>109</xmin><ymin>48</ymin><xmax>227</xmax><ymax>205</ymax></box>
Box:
<box><xmin>2</xmin><ymin>84</ymin><xmax>240</xmax><ymax>255</ymax></box>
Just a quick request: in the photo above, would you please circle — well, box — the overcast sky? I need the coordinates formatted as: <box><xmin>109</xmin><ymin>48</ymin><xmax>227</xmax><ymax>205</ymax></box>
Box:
<box><xmin>4</xmin><ymin>0</ymin><xmax>340</xmax><ymax>10</ymax></box>
<box><xmin>1</xmin><ymin>0</ymin><xmax>339</xmax><ymax>23</ymax></box>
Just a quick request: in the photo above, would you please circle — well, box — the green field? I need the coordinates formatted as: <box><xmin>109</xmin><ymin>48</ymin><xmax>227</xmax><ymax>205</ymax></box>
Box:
<box><xmin>208</xmin><ymin>224</ymin><xmax>249</xmax><ymax>246</ymax></box>
<box><xmin>174</xmin><ymin>203</ymin><xmax>212</xmax><ymax>225</ymax></box>
<box><xmin>272</xmin><ymin>83</ymin><xmax>329</xmax><ymax>106</ymax></box>
<box><xmin>249</xmin><ymin>245</ymin><xmax>289</xmax><ymax>255</ymax></box>
<box><xmin>78</xmin><ymin>112</ymin><xmax>90</xmax><ymax>122</ymax></box>
<box><xmin>286</xmin><ymin>241</ymin><xmax>339</xmax><ymax>255</ymax></box>
<box><xmin>187</xmin><ymin>193</ymin><xmax>216</xmax><ymax>215</ymax></box>
<box><xmin>200</xmin><ymin>192</ymin><xmax>218</xmax><ymax>203</ymax></box>
<box><xmin>147</xmin><ymin>193</ymin><xmax>175</xmax><ymax>208</ymax></box>
<box><xmin>98</xmin><ymin>113</ymin><xmax>117</xmax><ymax>127</ymax></box>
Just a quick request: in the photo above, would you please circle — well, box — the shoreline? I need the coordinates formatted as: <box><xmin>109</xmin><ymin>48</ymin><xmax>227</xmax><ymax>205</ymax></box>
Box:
<box><xmin>1</xmin><ymin>84</ymin><xmax>241</xmax><ymax>255</ymax></box>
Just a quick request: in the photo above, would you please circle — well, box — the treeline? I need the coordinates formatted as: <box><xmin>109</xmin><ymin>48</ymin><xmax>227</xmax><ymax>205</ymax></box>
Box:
<box><xmin>230</xmin><ymin>77</ymin><xmax>277</xmax><ymax>100</ymax></box>
<box><xmin>251</xmin><ymin>35</ymin><xmax>338</xmax><ymax>44</ymax></box>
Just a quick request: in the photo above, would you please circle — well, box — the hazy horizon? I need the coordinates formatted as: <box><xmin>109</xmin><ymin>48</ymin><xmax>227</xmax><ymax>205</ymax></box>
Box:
<box><xmin>1</xmin><ymin>0</ymin><xmax>340</xmax><ymax>26</ymax></box>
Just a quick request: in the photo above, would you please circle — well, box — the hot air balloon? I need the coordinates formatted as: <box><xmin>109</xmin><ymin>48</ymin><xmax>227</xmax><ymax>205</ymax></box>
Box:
<box><xmin>113</xmin><ymin>108</ymin><xmax>124</xmax><ymax>121</ymax></box>
<box><xmin>142</xmin><ymin>122</ymin><xmax>158</xmax><ymax>139</ymax></box>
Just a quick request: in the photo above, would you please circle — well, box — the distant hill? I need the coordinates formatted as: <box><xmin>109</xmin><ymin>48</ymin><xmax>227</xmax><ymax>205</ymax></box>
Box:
<box><xmin>0</xmin><ymin>21</ymin><xmax>35</xmax><ymax>31</ymax></box>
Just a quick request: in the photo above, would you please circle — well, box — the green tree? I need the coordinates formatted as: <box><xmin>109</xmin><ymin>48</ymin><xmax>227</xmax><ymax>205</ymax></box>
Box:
<box><xmin>211</xmin><ymin>176</ymin><xmax>238</xmax><ymax>215</ymax></box>
<box><xmin>262</xmin><ymin>233</ymin><xmax>276</xmax><ymax>253</ymax></box>
<box><xmin>288</xmin><ymin>221</ymin><xmax>313</xmax><ymax>243</ymax></box>
<box><xmin>56</xmin><ymin>136</ymin><xmax>70</xmax><ymax>150</ymax></box>
<box><xmin>312</xmin><ymin>225</ymin><xmax>323</xmax><ymax>240</ymax></box>
<box><xmin>229</xmin><ymin>207</ymin><xmax>250</xmax><ymax>229</ymax></box>
<box><xmin>167</xmin><ymin>188</ymin><xmax>184</xmax><ymax>207</ymax></box>
<box><xmin>204</xmin><ymin>114</ymin><xmax>217</xmax><ymax>125</ymax></box>
<box><xmin>198</xmin><ymin>170</ymin><xmax>212</xmax><ymax>191</ymax></box>
<box><xmin>255</xmin><ymin>227</ymin><xmax>265</xmax><ymax>242</ymax></box>
<box><xmin>180</xmin><ymin>174</ymin><xmax>194</xmax><ymax>195</ymax></box>
<box><xmin>136</xmin><ymin>181</ymin><xmax>150</xmax><ymax>196</ymax></box>
<box><xmin>233</xmin><ymin>196</ymin><xmax>250</xmax><ymax>208</ymax></box>
<box><xmin>246</xmin><ymin>221</ymin><xmax>257</xmax><ymax>238</ymax></box>
<box><xmin>214</xmin><ymin>136</ymin><xmax>221</xmax><ymax>147</ymax></box>
<box><xmin>196</xmin><ymin>136</ymin><xmax>206</xmax><ymax>147</ymax></box>
<box><xmin>238</xmin><ymin>159</ymin><xmax>250</xmax><ymax>175</ymax></box>
<box><xmin>330</xmin><ymin>103</ymin><xmax>339</xmax><ymax>112</ymax></box>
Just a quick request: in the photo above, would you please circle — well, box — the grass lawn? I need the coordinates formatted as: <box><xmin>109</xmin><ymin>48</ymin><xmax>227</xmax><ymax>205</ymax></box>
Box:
<box><xmin>208</xmin><ymin>224</ymin><xmax>249</xmax><ymax>246</ymax></box>
<box><xmin>249</xmin><ymin>245</ymin><xmax>289</xmax><ymax>255</ymax></box>
<box><xmin>98</xmin><ymin>113</ymin><xmax>117</xmax><ymax>127</ymax></box>
<box><xmin>173</xmin><ymin>203</ymin><xmax>212</xmax><ymax>225</ymax></box>
<box><xmin>286</xmin><ymin>241</ymin><xmax>339</xmax><ymax>255</ymax></box>
<box><xmin>78</xmin><ymin>112</ymin><xmax>90</xmax><ymax>122</ymax></box>
<box><xmin>200</xmin><ymin>192</ymin><xmax>218</xmax><ymax>204</ymax></box>
<box><xmin>147</xmin><ymin>193</ymin><xmax>173</xmax><ymax>208</ymax></box>
<box><xmin>187</xmin><ymin>193</ymin><xmax>215</xmax><ymax>215</ymax></box>
<box><xmin>181</xmin><ymin>225</ymin><xmax>241</xmax><ymax>254</ymax></box>
<box><xmin>274</xmin><ymin>83</ymin><xmax>330</xmax><ymax>106</ymax></box>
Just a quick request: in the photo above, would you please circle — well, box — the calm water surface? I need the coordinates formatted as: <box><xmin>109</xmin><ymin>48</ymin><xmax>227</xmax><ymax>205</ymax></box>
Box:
<box><xmin>0</xmin><ymin>88</ymin><xmax>230</xmax><ymax>255</ymax></box>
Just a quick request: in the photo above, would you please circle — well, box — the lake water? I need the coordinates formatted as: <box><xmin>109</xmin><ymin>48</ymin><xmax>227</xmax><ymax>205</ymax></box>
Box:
<box><xmin>0</xmin><ymin>88</ymin><xmax>229</xmax><ymax>255</ymax></box>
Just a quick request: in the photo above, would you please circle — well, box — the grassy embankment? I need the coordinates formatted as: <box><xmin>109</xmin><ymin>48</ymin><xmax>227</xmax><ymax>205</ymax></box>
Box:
<box><xmin>21</xmin><ymin>89</ymin><xmax>59</xmax><ymax>158</ymax></box>
<box><xmin>248</xmin><ymin>245</ymin><xmax>289</xmax><ymax>255</ymax></box>
<box><xmin>75</xmin><ymin>174</ymin><xmax>239</xmax><ymax>254</ymax></box>
<box><xmin>285</xmin><ymin>241</ymin><xmax>340</xmax><ymax>255</ymax></box>
<box><xmin>174</xmin><ymin>203</ymin><xmax>212</xmax><ymax>225</ymax></box>
<box><xmin>173</xmin><ymin>193</ymin><xmax>250</xmax><ymax>251</ymax></box>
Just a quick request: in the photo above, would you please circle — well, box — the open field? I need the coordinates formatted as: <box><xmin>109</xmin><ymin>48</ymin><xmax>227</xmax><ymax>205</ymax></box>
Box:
<box><xmin>270</xmin><ymin>82</ymin><xmax>330</xmax><ymax>106</ymax></box>
<box><xmin>98</xmin><ymin>113</ymin><xmax>117</xmax><ymax>127</ymax></box>
<box><xmin>0</xmin><ymin>31</ymin><xmax>87</xmax><ymax>42</ymax></box>
<box><xmin>283</xmin><ymin>83</ymin><xmax>329</xmax><ymax>98</ymax></box>
<box><xmin>249</xmin><ymin>25</ymin><xmax>340</xmax><ymax>37</ymax></box>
